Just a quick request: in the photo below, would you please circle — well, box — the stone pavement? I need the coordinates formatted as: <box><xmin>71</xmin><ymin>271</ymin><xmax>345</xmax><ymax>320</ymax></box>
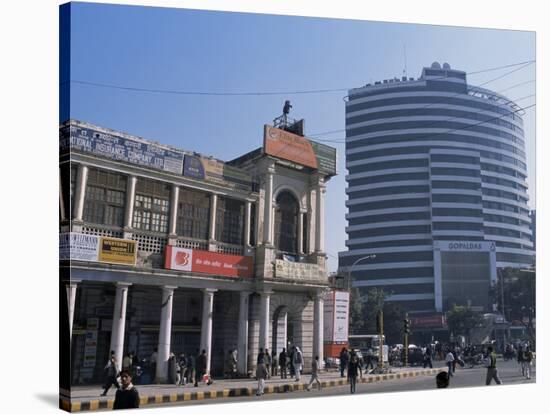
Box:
<box><xmin>60</xmin><ymin>366</ymin><xmax>444</xmax><ymax>411</ymax></box>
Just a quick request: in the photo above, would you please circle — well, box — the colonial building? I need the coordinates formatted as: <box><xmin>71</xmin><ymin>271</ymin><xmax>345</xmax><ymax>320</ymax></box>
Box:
<box><xmin>60</xmin><ymin>118</ymin><xmax>336</xmax><ymax>385</ymax></box>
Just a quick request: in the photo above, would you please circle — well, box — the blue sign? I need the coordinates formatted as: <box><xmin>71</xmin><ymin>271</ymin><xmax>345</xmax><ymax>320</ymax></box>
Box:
<box><xmin>66</xmin><ymin>125</ymin><xmax>184</xmax><ymax>174</ymax></box>
<box><xmin>183</xmin><ymin>155</ymin><xmax>206</xmax><ymax>179</ymax></box>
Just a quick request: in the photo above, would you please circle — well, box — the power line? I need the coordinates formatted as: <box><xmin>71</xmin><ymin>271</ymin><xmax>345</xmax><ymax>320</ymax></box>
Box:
<box><xmin>66</xmin><ymin>60</ymin><xmax>535</xmax><ymax>97</ymax></box>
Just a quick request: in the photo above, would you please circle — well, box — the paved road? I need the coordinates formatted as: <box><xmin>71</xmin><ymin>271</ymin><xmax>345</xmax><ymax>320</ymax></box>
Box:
<box><xmin>163</xmin><ymin>360</ymin><xmax>535</xmax><ymax>407</ymax></box>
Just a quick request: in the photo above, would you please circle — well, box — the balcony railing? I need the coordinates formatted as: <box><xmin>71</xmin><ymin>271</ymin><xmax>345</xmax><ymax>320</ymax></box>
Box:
<box><xmin>214</xmin><ymin>241</ymin><xmax>244</xmax><ymax>256</ymax></box>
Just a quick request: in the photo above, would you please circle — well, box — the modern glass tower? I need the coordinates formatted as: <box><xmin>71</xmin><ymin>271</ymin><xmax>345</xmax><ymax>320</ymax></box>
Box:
<box><xmin>339</xmin><ymin>62</ymin><xmax>534</xmax><ymax>314</ymax></box>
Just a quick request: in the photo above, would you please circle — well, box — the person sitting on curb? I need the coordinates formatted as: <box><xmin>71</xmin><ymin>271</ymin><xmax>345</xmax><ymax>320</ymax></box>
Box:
<box><xmin>113</xmin><ymin>370</ymin><xmax>140</xmax><ymax>410</ymax></box>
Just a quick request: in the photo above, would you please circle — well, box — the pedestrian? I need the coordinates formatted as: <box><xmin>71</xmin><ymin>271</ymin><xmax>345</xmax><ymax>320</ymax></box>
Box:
<box><xmin>347</xmin><ymin>350</ymin><xmax>360</xmax><ymax>394</ymax></box>
<box><xmin>365</xmin><ymin>347</ymin><xmax>374</xmax><ymax>371</ymax></box>
<box><xmin>436</xmin><ymin>371</ymin><xmax>450</xmax><ymax>388</ymax></box>
<box><xmin>227</xmin><ymin>349</ymin><xmax>237</xmax><ymax>379</ymax></box>
<box><xmin>445</xmin><ymin>348</ymin><xmax>455</xmax><ymax>378</ymax></box>
<box><xmin>289</xmin><ymin>347</ymin><xmax>295</xmax><ymax>378</ymax></box>
<box><xmin>451</xmin><ymin>346</ymin><xmax>458</xmax><ymax>373</ymax></box>
<box><xmin>101</xmin><ymin>352</ymin><xmax>120</xmax><ymax>396</ymax></box>
<box><xmin>130</xmin><ymin>352</ymin><xmax>139</xmax><ymax>381</ymax></box>
<box><xmin>307</xmin><ymin>355</ymin><xmax>322</xmax><ymax>391</ymax></box>
<box><xmin>113</xmin><ymin>370</ymin><xmax>140</xmax><ymax>410</ymax></box>
<box><xmin>339</xmin><ymin>347</ymin><xmax>349</xmax><ymax>378</ymax></box>
<box><xmin>293</xmin><ymin>346</ymin><xmax>304</xmax><ymax>381</ymax></box>
<box><xmin>423</xmin><ymin>345</ymin><xmax>433</xmax><ymax>369</ymax></box>
<box><xmin>517</xmin><ymin>345</ymin><xmax>525</xmax><ymax>375</ymax></box>
<box><xmin>195</xmin><ymin>349</ymin><xmax>208</xmax><ymax>387</ymax></box>
<box><xmin>257</xmin><ymin>348</ymin><xmax>265</xmax><ymax>365</ymax></box>
<box><xmin>523</xmin><ymin>346</ymin><xmax>533</xmax><ymax>380</ymax></box>
<box><xmin>178</xmin><ymin>353</ymin><xmax>187</xmax><ymax>385</ymax></box>
<box><xmin>168</xmin><ymin>352</ymin><xmax>178</xmax><ymax>385</ymax></box>
<box><xmin>279</xmin><ymin>348</ymin><xmax>288</xmax><ymax>379</ymax></box>
<box><xmin>483</xmin><ymin>346</ymin><xmax>503</xmax><ymax>385</ymax></box>
<box><xmin>256</xmin><ymin>355</ymin><xmax>269</xmax><ymax>396</ymax></box>
<box><xmin>122</xmin><ymin>352</ymin><xmax>133</xmax><ymax>373</ymax></box>
<box><xmin>265</xmin><ymin>348</ymin><xmax>272</xmax><ymax>378</ymax></box>
<box><xmin>186</xmin><ymin>352</ymin><xmax>195</xmax><ymax>385</ymax></box>
<box><xmin>150</xmin><ymin>347</ymin><xmax>158</xmax><ymax>383</ymax></box>
<box><xmin>271</xmin><ymin>349</ymin><xmax>278</xmax><ymax>377</ymax></box>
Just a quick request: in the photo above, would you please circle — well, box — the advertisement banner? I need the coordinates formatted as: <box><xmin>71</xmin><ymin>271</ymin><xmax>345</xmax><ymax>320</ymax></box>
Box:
<box><xmin>310</xmin><ymin>140</ymin><xmax>337</xmax><ymax>176</ymax></box>
<box><xmin>98</xmin><ymin>237</ymin><xmax>137</xmax><ymax>266</ymax></box>
<box><xmin>323</xmin><ymin>291</ymin><xmax>335</xmax><ymax>342</ymax></box>
<box><xmin>263</xmin><ymin>125</ymin><xmax>318</xmax><ymax>169</ymax></box>
<box><xmin>63</xmin><ymin>125</ymin><xmax>184</xmax><ymax>174</ymax></box>
<box><xmin>333</xmin><ymin>291</ymin><xmax>350</xmax><ymax>342</ymax></box>
<box><xmin>59</xmin><ymin>232</ymin><xmax>100</xmax><ymax>262</ymax></box>
<box><xmin>165</xmin><ymin>246</ymin><xmax>253</xmax><ymax>278</ymax></box>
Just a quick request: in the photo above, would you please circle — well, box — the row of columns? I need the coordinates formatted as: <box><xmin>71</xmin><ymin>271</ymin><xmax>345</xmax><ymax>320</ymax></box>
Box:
<box><xmin>71</xmin><ymin>164</ymin><xmax>254</xmax><ymax>249</ymax></box>
<box><xmin>66</xmin><ymin>282</ymin><xmax>325</xmax><ymax>378</ymax></box>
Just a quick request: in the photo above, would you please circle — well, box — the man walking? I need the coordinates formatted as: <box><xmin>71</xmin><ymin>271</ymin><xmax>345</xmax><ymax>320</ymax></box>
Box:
<box><xmin>271</xmin><ymin>349</ymin><xmax>278</xmax><ymax>377</ymax></box>
<box><xmin>365</xmin><ymin>347</ymin><xmax>374</xmax><ymax>371</ymax></box>
<box><xmin>445</xmin><ymin>348</ymin><xmax>455</xmax><ymax>378</ymax></box>
<box><xmin>307</xmin><ymin>355</ymin><xmax>322</xmax><ymax>391</ymax></box>
<box><xmin>339</xmin><ymin>347</ymin><xmax>349</xmax><ymax>378</ymax></box>
<box><xmin>523</xmin><ymin>346</ymin><xmax>533</xmax><ymax>380</ymax></box>
<box><xmin>113</xmin><ymin>370</ymin><xmax>140</xmax><ymax>410</ymax></box>
<box><xmin>423</xmin><ymin>345</ymin><xmax>433</xmax><ymax>369</ymax></box>
<box><xmin>293</xmin><ymin>346</ymin><xmax>303</xmax><ymax>381</ymax></box>
<box><xmin>348</xmin><ymin>350</ymin><xmax>360</xmax><ymax>394</ymax></box>
<box><xmin>279</xmin><ymin>348</ymin><xmax>287</xmax><ymax>379</ymax></box>
<box><xmin>484</xmin><ymin>346</ymin><xmax>503</xmax><ymax>385</ymax></box>
<box><xmin>195</xmin><ymin>349</ymin><xmax>207</xmax><ymax>387</ymax></box>
<box><xmin>101</xmin><ymin>352</ymin><xmax>120</xmax><ymax>396</ymax></box>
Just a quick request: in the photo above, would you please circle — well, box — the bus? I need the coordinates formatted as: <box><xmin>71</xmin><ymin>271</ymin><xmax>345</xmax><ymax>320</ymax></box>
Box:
<box><xmin>348</xmin><ymin>334</ymin><xmax>388</xmax><ymax>363</ymax></box>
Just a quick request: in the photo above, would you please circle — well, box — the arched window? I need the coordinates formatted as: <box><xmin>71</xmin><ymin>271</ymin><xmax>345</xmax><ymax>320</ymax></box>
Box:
<box><xmin>274</xmin><ymin>191</ymin><xmax>299</xmax><ymax>254</ymax></box>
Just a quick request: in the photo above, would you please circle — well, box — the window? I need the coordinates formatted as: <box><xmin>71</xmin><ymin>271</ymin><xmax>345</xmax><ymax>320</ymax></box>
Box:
<box><xmin>176</xmin><ymin>188</ymin><xmax>210</xmax><ymax>240</ymax></box>
<box><xmin>133</xmin><ymin>179</ymin><xmax>170</xmax><ymax>233</ymax></box>
<box><xmin>274</xmin><ymin>192</ymin><xmax>299</xmax><ymax>254</ymax></box>
<box><xmin>216</xmin><ymin>197</ymin><xmax>245</xmax><ymax>245</ymax></box>
<box><xmin>83</xmin><ymin>168</ymin><xmax>127</xmax><ymax>227</ymax></box>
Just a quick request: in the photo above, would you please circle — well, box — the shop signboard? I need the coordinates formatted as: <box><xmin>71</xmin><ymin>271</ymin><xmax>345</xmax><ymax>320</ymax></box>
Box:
<box><xmin>165</xmin><ymin>246</ymin><xmax>253</xmax><ymax>278</ymax></box>
<box><xmin>263</xmin><ymin>125</ymin><xmax>318</xmax><ymax>169</ymax></box>
<box><xmin>184</xmin><ymin>155</ymin><xmax>254</xmax><ymax>191</ymax></box>
<box><xmin>98</xmin><ymin>237</ymin><xmax>137</xmax><ymax>266</ymax></box>
<box><xmin>59</xmin><ymin>232</ymin><xmax>100</xmax><ymax>262</ymax></box>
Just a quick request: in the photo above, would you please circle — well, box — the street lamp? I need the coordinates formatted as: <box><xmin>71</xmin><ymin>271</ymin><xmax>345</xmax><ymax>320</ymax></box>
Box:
<box><xmin>346</xmin><ymin>254</ymin><xmax>376</xmax><ymax>290</ymax></box>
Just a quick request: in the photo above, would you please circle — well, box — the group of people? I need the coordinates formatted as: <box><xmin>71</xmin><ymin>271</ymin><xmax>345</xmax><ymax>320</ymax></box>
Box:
<box><xmin>168</xmin><ymin>349</ymin><xmax>210</xmax><ymax>387</ymax></box>
<box><xmin>516</xmin><ymin>344</ymin><xmax>534</xmax><ymax>380</ymax></box>
<box><xmin>255</xmin><ymin>346</ymin><xmax>306</xmax><ymax>395</ymax></box>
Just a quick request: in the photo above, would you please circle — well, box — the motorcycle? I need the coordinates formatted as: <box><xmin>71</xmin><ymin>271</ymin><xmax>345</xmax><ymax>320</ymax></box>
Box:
<box><xmin>464</xmin><ymin>354</ymin><xmax>484</xmax><ymax>368</ymax></box>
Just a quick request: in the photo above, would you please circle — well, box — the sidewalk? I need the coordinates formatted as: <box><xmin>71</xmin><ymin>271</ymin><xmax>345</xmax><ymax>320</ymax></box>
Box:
<box><xmin>60</xmin><ymin>366</ymin><xmax>444</xmax><ymax>412</ymax></box>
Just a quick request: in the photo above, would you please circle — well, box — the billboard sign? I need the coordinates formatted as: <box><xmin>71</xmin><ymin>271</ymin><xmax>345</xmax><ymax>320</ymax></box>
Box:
<box><xmin>59</xmin><ymin>232</ymin><xmax>100</xmax><ymax>262</ymax></box>
<box><xmin>165</xmin><ymin>246</ymin><xmax>254</xmax><ymax>278</ymax></box>
<box><xmin>323</xmin><ymin>290</ymin><xmax>350</xmax><ymax>343</ymax></box>
<box><xmin>264</xmin><ymin>125</ymin><xmax>318</xmax><ymax>169</ymax></box>
<box><xmin>310</xmin><ymin>140</ymin><xmax>337</xmax><ymax>176</ymax></box>
<box><xmin>182</xmin><ymin>154</ymin><xmax>255</xmax><ymax>191</ymax></box>
<box><xmin>63</xmin><ymin>125</ymin><xmax>184</xmax><ymax>174</ymax></box>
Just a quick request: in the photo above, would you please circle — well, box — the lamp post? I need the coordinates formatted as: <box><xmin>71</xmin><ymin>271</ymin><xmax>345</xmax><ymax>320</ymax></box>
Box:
<box><xmin>346</xmin><ymin>254</ymin><xmax>376</xmax><ymax>291</ymax></box>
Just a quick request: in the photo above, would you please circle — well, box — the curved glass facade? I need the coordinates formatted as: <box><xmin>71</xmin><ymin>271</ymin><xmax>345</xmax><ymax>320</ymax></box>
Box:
<box><xmin>339</xmin><ymin>64</ymin><xmax>534</xmax><ymax>314</ymax></box>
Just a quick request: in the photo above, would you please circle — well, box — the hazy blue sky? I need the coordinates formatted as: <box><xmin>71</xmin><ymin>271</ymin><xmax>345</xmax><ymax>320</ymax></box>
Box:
<box><xmin>66</xmin><ymin>2</ymin><xmax>536</xmax><ymax>271</ymax></box>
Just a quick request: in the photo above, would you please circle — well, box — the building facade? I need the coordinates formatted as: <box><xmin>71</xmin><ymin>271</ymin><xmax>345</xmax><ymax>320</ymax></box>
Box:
<box><xmin>60</xmin><ymin>119</ymin><xmax>336</xmax><ymax>385</ymax></box>
<box><xmin>339</xmin><ymin>62</ymin><xmax>534</xmax><ymax>314</ymax></box>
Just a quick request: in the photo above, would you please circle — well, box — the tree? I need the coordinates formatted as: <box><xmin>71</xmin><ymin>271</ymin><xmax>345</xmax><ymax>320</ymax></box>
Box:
<box><xmin>348</xmin><ymin>287</ymin><xmax>365</xmax><ymax>335</ymax></box>
<box><xmin>490</xmin><ymin>267</ymin><xmax>536</xmax><ymax>345</ymax></box>
<box><xmin>446</xmin><ymin>305</ymin><xmax>485</xmax><ymax>342</ymax></box>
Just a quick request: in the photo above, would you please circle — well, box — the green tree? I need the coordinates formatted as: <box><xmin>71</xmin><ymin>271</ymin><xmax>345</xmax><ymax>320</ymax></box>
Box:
<box><xmin>349</xmin><ymin>287</ymin><xmax>365</xmax><ymax>334</ymax></box>
<box><xmin>446</xmin><ymin>305</ymin><xmax>485</xmax><ymax>342</ymax></box>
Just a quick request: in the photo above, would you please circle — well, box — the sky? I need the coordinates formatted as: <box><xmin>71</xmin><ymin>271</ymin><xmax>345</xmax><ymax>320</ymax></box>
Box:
<box><xmin>66</xmin><ymin>2</ymin><xmax>536</xmax><ymax>272</ymax></box>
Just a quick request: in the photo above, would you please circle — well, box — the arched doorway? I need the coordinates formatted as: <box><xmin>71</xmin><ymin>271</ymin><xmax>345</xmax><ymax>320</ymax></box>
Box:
<box><xmin>272</xmin><ymin>306</ymin><xmax>288</xmax><ymax>354</ymax></box>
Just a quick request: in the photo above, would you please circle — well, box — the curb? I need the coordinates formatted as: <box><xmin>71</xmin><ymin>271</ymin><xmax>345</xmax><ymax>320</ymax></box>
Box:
<box><xmin>60</xmin><ymin>369</ymin><xmax>443</xmax><ymax>411</ymax></box>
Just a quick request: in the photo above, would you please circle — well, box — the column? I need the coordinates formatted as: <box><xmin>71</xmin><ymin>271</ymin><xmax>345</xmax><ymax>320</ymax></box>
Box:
<box><xmin>297</xmin><ymin>212</ymin><xmax>304</xmax><ymax>255</ymax></box>
<box><xmin>200</xmin><ymin>288</ymin><xmax>217</xmax><ymax>374</ymax></box>
<box><xmin>168</xmin><ymin>184</ymin><xmax>179</xmax><ymax>236</ymax></box>
<box><xmin>109</xmin><ymin>282</ymin><xmax>132</xmax><ymax>371</ymax></box>
<box><xmin>262</xmin><ymin>165</ymin><xmax>275</xmax><ymax>245</ymax></box>
<box><xmin>66</xmin><ymin>281</ymin><xmax>80</xmax><ymax>340</ymax></box>
<box><xmin>73</xmin><ymin>164</ymin><xmax>88</xmax><ymax>222</ymax></box>
<box><xmin>258</xmin><ymin>291</ymin><xmax>272</xmax><ymax>351</ymax></box>
<box><xmin>156</xmin><ymin>286</ymin><xmax>177</xmax><ymax>382</ymax></box>
<box><xmin>313</xmin><ymin>292</ymin><xmax>324</xmax><ymax>368</ymax></box>
<box><xmin>237</xmin><ymin>291</ymin><xmax>251</xmax><ymax>375</ymax></box>
<box><xmin>244</xmin><ymin>201</ymin><xmax>252</xmax><ymax>247</ymax></box>
<box><xmin>123</xmin><ymin>175</ymin><xmax>137</xmax><ymax>229</ymax></box>
<box><xmin>315</xmin><ymin>178</ymin><xmax>326</xmax><ymax>253</ymax></box>
<box><xmin>208</xmin><ymin>194</ymin><xmax>218</xmax><ymax>243</ymax></box>
<box><xmin>59</xmin><ymin>171</ymin><xmax>66</xmax><ymax>221</ymax></box>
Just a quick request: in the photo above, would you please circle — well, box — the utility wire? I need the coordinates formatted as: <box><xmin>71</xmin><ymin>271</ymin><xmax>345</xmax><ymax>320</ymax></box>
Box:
<box><xmin>67</xmin><ymin>60</ymin><xmax>535</xmax><ymax>97</ymax></box>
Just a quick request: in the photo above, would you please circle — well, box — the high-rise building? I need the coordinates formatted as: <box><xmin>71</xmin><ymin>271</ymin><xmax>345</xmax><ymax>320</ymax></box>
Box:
<box><xmin>339</xmin><ymin>62</ymin><xmax>534</xmax><ymax>314</ymax></box>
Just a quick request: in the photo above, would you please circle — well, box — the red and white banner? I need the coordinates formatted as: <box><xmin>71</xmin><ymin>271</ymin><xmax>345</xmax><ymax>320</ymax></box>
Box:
<box><xmin>164</xmin><ymin>245</ymin><xmax>253</xmax><ymax>278</ymax></box>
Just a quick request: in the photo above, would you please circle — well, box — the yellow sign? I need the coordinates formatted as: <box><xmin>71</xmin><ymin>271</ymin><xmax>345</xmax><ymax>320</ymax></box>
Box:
<box><xmin>98</xmin><ymin>237</ymin><xmax>137</xmax><ymax>265</ymax></box>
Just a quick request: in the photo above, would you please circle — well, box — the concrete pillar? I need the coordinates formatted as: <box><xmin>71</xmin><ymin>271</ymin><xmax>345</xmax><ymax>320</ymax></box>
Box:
<box><xmin>110</xmin><ymin>282</ymin><xmax>132</xmax><ymax>371</ymax></box>
<box><xmin>244</xmin><ymin>201</ymin><xmax>252</xmax><ymax>247</ymax></box>
<box><xmin>262</xmin><ymin>165</ymin><xmax>275</xmax><ymax>245</ymax></box>
<box><xmin>237</xmin><ymin>291</ymin><xmax>251</xmax><ymax>375</ymax></box>
<box><xmin>59</xmin><ymin>171</ymin><xmax>66</xmax><ymax>221</ymax></box>
<box><xmin>73</xmin><ymin>164</ymin><xmax>88</xmax><ymax>222</ymax></box>
<box><xmin>298</xmin><ymin>211</ymin><xmax>304</xmax><ymax>255</ymax></box>
<box><xmin>313</xmin><ymin>292</ymin><xmax>325</xmax><ymax>368</ymax></box>
<box><xmin>66</xmin><ymin>280</ymin><xmax>80</xmax><ymax>340</ymax></box>
<box><xmin>200</xmin><ymin>288</ymin><xmax>217</xmax><ymax>374</ymax></box>
<box><xmin>124</xmin><ymin>175</ymin><xmax>137</xmax><ymax>229</ymax></box>
<box><xmin>169</xmin><ymin>184</ymin><xmax>179</xmax><ymax>236</ymax></box>
<box><xmin>156</xmin><ymin>286</ymin><xmax>176</xmax><ymax>382</ymax></box>
<box><xmin>315</xmin><ymin>179</ymin><xmax>326</xmax><ymax>253</ymax></box>
<box><xmin>208</xmin><ymin>194</ymin><xmax>218</xmax><ymax>245</ymax></box>
<box><xmin>258</xmin><ymin>291</ymin><xmax>272</xmax><ymax>351</ymax></box>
